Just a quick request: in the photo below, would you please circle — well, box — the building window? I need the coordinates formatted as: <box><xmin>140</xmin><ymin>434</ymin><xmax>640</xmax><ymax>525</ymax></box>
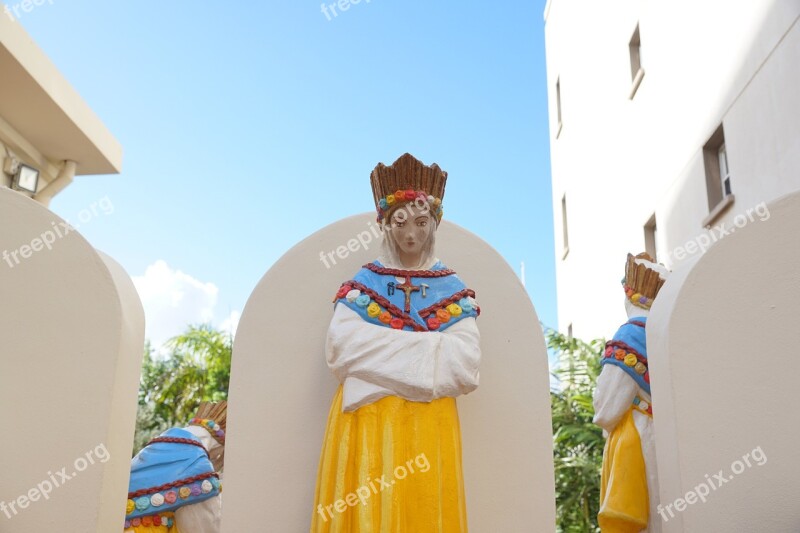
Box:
<box><xmin>628</xmin><ymin>24</ymin><xmax>645</xmax><ymax>99</ymax></box>
<box><xmin>702</xmin><ymin>124</ymin><xmax>735</xmax><ymax>227</ymax></box>
<box><xmin>644</xmin><ymin>214</ymin><xmax>658</xmax><ymax>262</ymax></box>
<box><xmin>555</xmin><ymin>77</ymin><xmax>563</xmax><ymax>137</ymax></box>
<box><xmin>718</xmin><ymin>143</ymin><xmax>732</xmax><ymax>197</ymax></box>
<box><xmin>561</xmin><ymin>193</ymin><xmax>569</xmax><ymax>259</ymax></box>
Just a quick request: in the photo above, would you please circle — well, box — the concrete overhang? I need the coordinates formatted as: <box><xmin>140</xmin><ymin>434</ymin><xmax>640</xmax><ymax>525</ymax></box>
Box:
<box><xmin>0</xmin><ymin>15</ymin><xmax>122</xmax><ymax>176</ymax></box>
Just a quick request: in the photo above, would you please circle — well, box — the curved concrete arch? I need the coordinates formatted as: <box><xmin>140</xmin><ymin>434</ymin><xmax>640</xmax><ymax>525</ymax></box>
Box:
<box><xmin>648</xmin><ymin>190</ymin><xmax>800</xmax><ymax>531</ymax></box>
<box><xmin>0</xmin><ymin>188</ymin><xmax>144</xmax><ymax>532</ymax></box>
<box><xmin>223</xmin><ymin>213</ymin><xmax>556</xmax><ymax>531</ymax></box>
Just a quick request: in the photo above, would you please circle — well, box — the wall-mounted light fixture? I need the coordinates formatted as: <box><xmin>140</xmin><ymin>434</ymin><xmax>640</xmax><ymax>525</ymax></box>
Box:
<box><xmin>12</xmin><ymin>163</ymin><xmax>40</xmax><ymax>194</ymax></box>
<box><xmin>3</xmin><ymin>157</ymin><xmax>40</xmax><ymax>194</ymax></box>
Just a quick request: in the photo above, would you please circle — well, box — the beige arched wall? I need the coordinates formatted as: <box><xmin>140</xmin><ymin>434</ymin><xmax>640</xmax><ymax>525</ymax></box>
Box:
<box><xmin>648</xmin><ymin>190</ymin><xmax>800</xmax><ymax>531</ymax></box>
<box><xmin>223</xmin><ymin>213</ymin><xmax>555</xmax><ymax>532</ymax></box>
<box><xmin>0</xmin><ymin>188</ymin><xmax>144</xmax><ymax>532</ymax></box>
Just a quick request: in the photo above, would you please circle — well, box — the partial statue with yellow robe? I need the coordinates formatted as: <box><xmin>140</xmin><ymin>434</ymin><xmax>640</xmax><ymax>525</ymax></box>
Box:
<box><xmin>594</xmin><ymin>253</ymin><xmax>669</xmax><ymax>533</ymax></box>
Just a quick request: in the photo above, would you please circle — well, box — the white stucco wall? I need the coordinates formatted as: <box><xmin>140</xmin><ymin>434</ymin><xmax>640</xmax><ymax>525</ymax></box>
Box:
<box><xmin>0</xmin><ymin>187</ymin><xmax>144</xmax><ymax>532</ymax></box>
<box><xmin>222</xmin><ymin>213</ymin><xmax>556</xmax><ymax>532</ymax></box>
<box><xmin>647</xmin><ymin>190</ymin><xmax>800</xmax><ymax>531</ymax></box>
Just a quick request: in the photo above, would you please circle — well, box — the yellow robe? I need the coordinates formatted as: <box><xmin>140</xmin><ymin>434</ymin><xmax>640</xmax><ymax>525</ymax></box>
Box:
<box><xmin>599</xmin><ymin>408</ymin><xmax>649</xmax><ymax>532</ymax></box>
<box><xmin>311</xmin><ymin>384</ymin><xmax>468</xmax><ymax>532</ymax></box>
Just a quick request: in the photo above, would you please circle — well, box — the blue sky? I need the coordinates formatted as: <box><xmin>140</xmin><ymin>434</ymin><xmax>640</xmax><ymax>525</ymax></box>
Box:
<box><xmin>15</xmin><ymin>0</ymin><xmax>556</xmax><ymax>347</ymax></box>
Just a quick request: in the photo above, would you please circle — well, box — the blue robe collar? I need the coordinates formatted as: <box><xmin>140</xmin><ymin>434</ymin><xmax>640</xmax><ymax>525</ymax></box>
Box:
<box><xmin>334</xmin><ymin>260</ymin><xmax>479</xmax><ymax>332</ymax></box>
<box><xmin>127</xmin><ymin>427</ymin><xmax>221</xmax><ymax>519</ymax></box>
<box><xmin>601</xmin><ymin>317</ymin><xmax>650</xmax><ymax>394</ymax></box>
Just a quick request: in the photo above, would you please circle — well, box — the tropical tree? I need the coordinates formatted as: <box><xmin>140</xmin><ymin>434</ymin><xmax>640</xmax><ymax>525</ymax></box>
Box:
<box><xmin>134</xmin><ymin>325</ymin><xmax>232</xmax><ymax>453</ymax></box>
<box><xmin>548</xmin><ymin>328</ymin><xmax>606</xmax><ymax>533</ymax></box>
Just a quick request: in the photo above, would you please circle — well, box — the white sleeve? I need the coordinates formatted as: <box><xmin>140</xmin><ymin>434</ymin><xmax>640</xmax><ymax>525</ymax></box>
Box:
<box><xmin>592</xmin><ymin>364</ymin><xmax>638</xmax><ymax>433</ymax></box>
<box><xmin>326</xmin><ymin>304</ymin><xmax>481</xmax><ymax>404</ymax></box>
<box><xmin>174</xmin><ymin>495</ymin><xmax>221</xmax><ymax>533</ymax></box>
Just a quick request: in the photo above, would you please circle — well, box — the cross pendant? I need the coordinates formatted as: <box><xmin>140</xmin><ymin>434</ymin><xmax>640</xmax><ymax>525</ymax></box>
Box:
<box><xmin>396</xmin><ymin>275</ymin><xmax>420</xmax><ymax>314</ymax></box>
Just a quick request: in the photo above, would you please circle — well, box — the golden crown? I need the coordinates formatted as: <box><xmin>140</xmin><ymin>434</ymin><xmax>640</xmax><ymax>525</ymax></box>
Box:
<box><xmin>370</xmin><ymin>153</ymin><xmax>448</xmax><ymax>223</ymax></box>
<box><xmin>622</xmin><ymin>253</ymin><xmax>668</xmax><ymax>309</ymax></box>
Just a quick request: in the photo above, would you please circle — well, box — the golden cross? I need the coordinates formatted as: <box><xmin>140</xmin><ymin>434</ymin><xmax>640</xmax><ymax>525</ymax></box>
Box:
<box><xmin>396</xmin><ymin>275</ymin><xmax>420</xmax><ymax>314</ymax></box>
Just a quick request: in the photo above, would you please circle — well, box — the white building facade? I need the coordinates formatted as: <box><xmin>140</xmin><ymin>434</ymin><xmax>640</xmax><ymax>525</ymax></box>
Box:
<box><xmin>544</xmin><ymin>0</ymin><xmax>800</xmax><ymax>341</ymax></box>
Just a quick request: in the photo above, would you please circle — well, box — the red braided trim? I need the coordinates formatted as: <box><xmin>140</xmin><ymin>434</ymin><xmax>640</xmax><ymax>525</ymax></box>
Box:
<box><xmin>128</xmin><ymin>472</ymin><xmax>219</xmax><ymax>499</ymax></box>
<box><xmin>145</xmin><ymin>437</ymin><xmax>210</xmax><ymax>458</ymax></box>
<box><xmin>344</xmin><ymin>281</ymin><xmax>427</xmax><ymax>332</ymax></box>
<box><xmin>363</xmin><ymin>262</ymin><xmax>455</xmax><ymax>278</ymax></box>
<box><xmin>418</xmin><ymin>289</ymin><xmax>478</xmax><ymax>318</ymax></box>
<box><xmin>629</xmin><ymin>320</ymin><xmax>646</xmax><ymax>328</ymax></box>
<box><xmin>605</xmin><ymin>340</ymin><xmax>647</xmax><ymax>364</ymax></box>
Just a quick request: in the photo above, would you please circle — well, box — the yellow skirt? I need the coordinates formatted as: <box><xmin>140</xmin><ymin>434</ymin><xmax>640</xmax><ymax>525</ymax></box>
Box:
<box><xmin>311</xmin><ymin>385</ymin><xmax>468</xmax><ymax>533</ymax></box>
<box><xmin>598</xmin><ymin>408</ymin><xmax>649</xmax><ymax>532</ymax></box>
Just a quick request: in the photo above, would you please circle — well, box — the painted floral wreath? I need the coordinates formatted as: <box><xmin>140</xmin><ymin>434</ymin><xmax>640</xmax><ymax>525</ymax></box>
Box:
<box><xmin>376</xmin><ymin>189</ymin><xmax>443</xmax><ymax>224</ymax></box>
<box><xmin>622</xmin><ymin>283</ymin><xmax>654</xmax><ymax>309</ymax></box>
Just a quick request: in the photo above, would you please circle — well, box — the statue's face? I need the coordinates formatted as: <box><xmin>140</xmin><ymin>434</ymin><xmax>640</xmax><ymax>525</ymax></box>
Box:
<box><xmin>389</xmin><ymin>203</ymin><xmax>433</xmax><ymax>256</ymax></box>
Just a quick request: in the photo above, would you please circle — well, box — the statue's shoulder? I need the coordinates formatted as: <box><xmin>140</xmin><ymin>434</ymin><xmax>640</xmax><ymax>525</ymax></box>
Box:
<box><xmin>127</xmin><ymin>426</ymin><xmax>221</xmax><ymax>521</ymax></box>
<box><xmin>331</xmin><ymin>261</ymin><xmax>382</xmax><ymax>309</ymax></box>
<box><xmin>601</xmin><ymin>317</ymin><xmax>650</xmax><ymax>393</ymax></box>
<box><xmin>330</xmin><ymin>261</ymin><xmax>381</xmax><ymax>297</ymax></box>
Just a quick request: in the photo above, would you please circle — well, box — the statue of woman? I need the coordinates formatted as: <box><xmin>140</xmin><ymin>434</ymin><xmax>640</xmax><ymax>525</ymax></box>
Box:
<box><xmin>124</xmin><ymin>402</ymin><xmax>226</xmax><ymax>533</ymax></box>
<box><xmin>311</xmin><ymin>153</ymin><xmax>481</xmax><ymax>532</ymax></box>
<box><xmin>594</xmin><ymin>253</ymin><xmax>669</xmax><ymax>533</ymax></box>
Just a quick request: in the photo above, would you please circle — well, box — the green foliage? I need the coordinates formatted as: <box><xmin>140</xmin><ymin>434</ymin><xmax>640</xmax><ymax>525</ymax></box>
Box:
<box><xmin>548</xmin><ymin>329</ymin><xmax>606</xmax><ymax>533</ymax></box>
<box><xmin>134</xmin><ymin>325</ymin><xmax>232</xmax><ymax>454</ymax></box>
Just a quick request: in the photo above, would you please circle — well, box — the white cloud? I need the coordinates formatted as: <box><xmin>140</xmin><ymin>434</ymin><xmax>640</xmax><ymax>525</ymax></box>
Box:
<box><xmin>220</xmin><ymin>309</ymin><xmax>241</xmax><ymax>337</ymax></box>
<box><xmin>132</xmin><ymin>260</ymin><xmax>238</xmax><ymax>350</ymax></box>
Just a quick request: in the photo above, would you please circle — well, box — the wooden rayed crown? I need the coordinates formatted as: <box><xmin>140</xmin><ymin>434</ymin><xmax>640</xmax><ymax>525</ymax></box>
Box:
<box><xmin>623</xmin><ymin>252</ymin><xmax>667</xmax><ymax>308</ymax></box>
<box><xmin>370</xmin><ymin>153</ymin><xmax>448</xmax><ymax>222</ymax></box>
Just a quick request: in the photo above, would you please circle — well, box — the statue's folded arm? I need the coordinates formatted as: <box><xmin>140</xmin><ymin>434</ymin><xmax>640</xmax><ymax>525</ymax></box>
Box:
<box><xmin>326</xmin><ymin>303</ymin><xmax>481</xmax><ymax>411</ymax></box>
